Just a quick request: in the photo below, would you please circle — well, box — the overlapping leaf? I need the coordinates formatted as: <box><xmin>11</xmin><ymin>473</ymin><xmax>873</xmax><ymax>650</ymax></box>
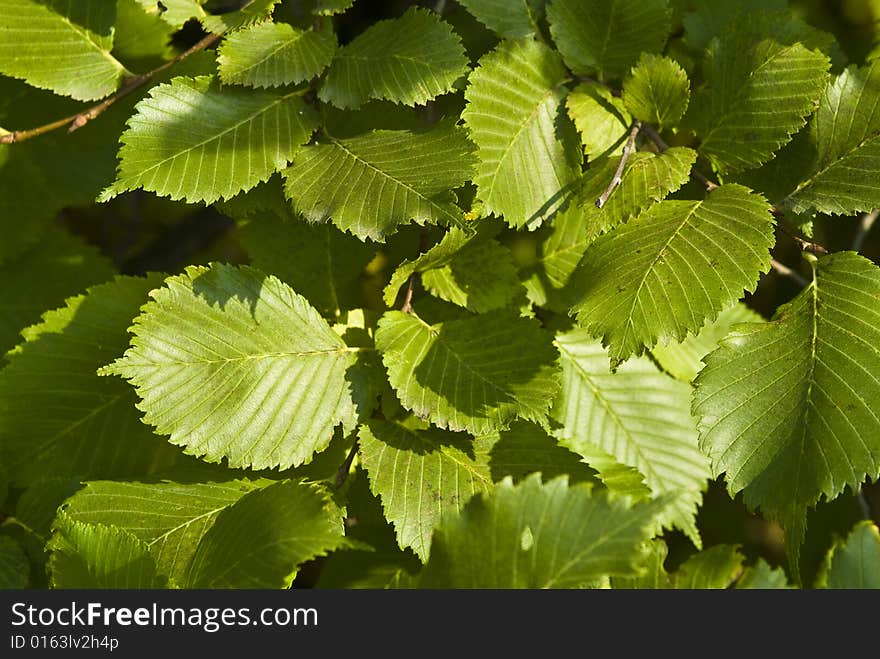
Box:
<box><xmin>521</xmin><ymin>147</ymin><xmax>695</xmax><ymax>309</ymax></box>
<box><xmin>820</xmin><ymin>521</ymin><xmax>880</xmax><ymax>589</ymax></box>
<box><xmin>652</xmin><ymin>303</ymin><xmax>764</xmax><ymax>382</ymax></box>
<box><xmin>218</xmin><ymin>21</ymin><xmax>337</xmax><ymax>88</ymax></box>
<box><xmin>0</xmin><ymin>275</ymin><xmax>182</xmax><ymax>486</ymax></box>
<box><xmin>686</xmin><ymin>13</ymin><xmax>831</xmax><ymax>174</ymax></box>
<box><xmin>546</xmin><ymin>0</ymin><xmax>671</xmax><ymax>79</ymax></box>
<box><xmin>201</xmin><ymin>0</ymin><xmax>279</xmax><ymax>34</ymax></box>
<box><xmin>693</xmin><ymin>253</ymin><xmax>880</xmax><ymax>569</ymax></box>
<box><xmin>235</xmin><ymin>208</ymin><xmax>375</xmax><ymax>317</ymax></box>
<box><xmin>282</xmin><ymin>123</ymin><xmax>475</xmax><ymax>241</ymax></box>
<box><xmin>0</xmin><ymin>226</ymin><xmax>114</xmax><ymax>357</ymax></box>
<box><xmin>49</xmin><ymin>515</ymin><xmax>163</xmax><ymax>589</ymax></box>
<box><xmin>457</xmin><ymin>0</ymin><xmax>545</xmax><ymax>38</ymax></box>
<box><xmin>359</xmin><ymin>419</ymin><xmax>493</xmax><ymax>561</ymax></box>
<box><xmin>101</xmin><ymin>264</ymin><xmax>374</xmax><ymax>470</ymax></box>
<box><xmin>384</xmin><ymin>226</ymin><xmax>524</xmax><ymax>313</ymax></box>
<box><xmin>376</xmin><ymin>310</ymin><xmax>559</xmax><ymax>435</ymax></box>
<box><xmin>672</xmin><ymin>545</ymin><xmax>744</xmax><ymax>588</ymax></box>
<box><xmin>183</xmin><ymin>480</ymin><xmax>346</xmax><ymax>588</ymax></box>
<box><xmin>569</xmin><ymin>184</ymin><xmax>774</xmax><ymax>363</ymax></box>
<box><xmin>137</xmin><ymin>0</ymin><xmax>205</xmax><ymax>27</ymax></box>
<box><xmin>102</xmin><ymin>76</ymin><xmax>318</xmax><ymax>204</ymax></box>
<box><xmin>553</xmin><ymin>330</ymin><xmax>710</xmax><ymax>544</ymax></box>
<box><xmin>463</xmin><ymin>38</ymin><xmax>581</xmax><ymax>228</ymax></box>
<box><xmin>786</xmin><ymin>62</ymin><xmax>880</xmax><ymax>215</ymax></box>
<box><xmin>420</xmin><ymin>474</ymin><xmax>667</xmax><ymax>588</ymax></box>
<box><xmin>566</xmin><ymin>82</ymin><xmax>631</xmax><ymax>160</ymax></box>
<box><xmin>60</xmin><ymin>479</ymin><xmax>263</xmax><ymax>583</ymax></box>
<box><xmin>319</xmin><ymin>7</ymin><xmax>468</xmax><ymax>108</ymax></box>
<box><xmin>0</xmin><ymin>0</ymin><xmax>126</xmax><ymax>101</ymax></box>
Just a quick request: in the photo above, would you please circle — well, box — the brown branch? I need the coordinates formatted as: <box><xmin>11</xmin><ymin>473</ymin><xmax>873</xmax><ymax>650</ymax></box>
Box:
<box><xmin>596</xmin><ymin>120</ymin><xmax>642</xmax><ymax>208</ymax></box>
<box><xmin>400</xmin><ymin>277</ymin><xmax>416</xmax><ymax>314</ymax></box>
<box><xmin>775</xmin><ymin>218</ymin><xmax>829</xmax><ymax>255</ymax></box>
<box><xmin>0</xmin><ymin>31</ymin><xmax>223</xmax><ymax>145</ymax></box>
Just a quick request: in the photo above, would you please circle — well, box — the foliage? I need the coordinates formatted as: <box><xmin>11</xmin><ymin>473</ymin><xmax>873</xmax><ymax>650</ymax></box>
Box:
<box><xmin>0</xmin><ymin>0</ymin><xmax>878</xmax><ymax>591</ymax></box>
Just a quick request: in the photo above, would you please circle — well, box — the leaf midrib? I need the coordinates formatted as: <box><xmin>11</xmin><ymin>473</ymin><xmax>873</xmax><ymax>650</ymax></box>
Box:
<box><xmin>328</xmin><ymin>136</ymin><xmax>462</xmax><ymax>225</ymax></box>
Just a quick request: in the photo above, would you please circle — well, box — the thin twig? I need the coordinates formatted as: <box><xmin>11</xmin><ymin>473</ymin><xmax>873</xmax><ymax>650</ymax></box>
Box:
<box><xmin>776</xmin><ymin>219</ymin><xmax>829</xmax><ymax>255</ymax></box>
<box><xmin>400</xmin><ymin>277</ymin><xmax>416</xmax><ymax>314</ymax></box>
<box><xmin>852</xmin><ymin>209</ymin><xmax>879</xmax><ymax>252</ymax></box>
<box><xmin>641</xmin><ymin>123</ymin><xmax>718</xmax><ymax>191</ymax></box>
<box><xmin>857</xmin><ymin>490</ymin><xmax>873</xmax><ymax>520</ymax></box>
<box><xmin>770</xmin><ymin>258</ymin><xmax>808</xmax><ymax>287</ymax></box>
<box><xmin>334</xmin><ymin>441</ymin><xmax>360</xmax><ymax>490</ymax></box>
<box><xmin>596</xmin><ymin>120</ymin><xmax>641</xmax><ymax>208</ymax></box>
<box><xmin>0</xmin><ymin>31</ymin><xmax>223</xmax><ymax>144</ymax></box>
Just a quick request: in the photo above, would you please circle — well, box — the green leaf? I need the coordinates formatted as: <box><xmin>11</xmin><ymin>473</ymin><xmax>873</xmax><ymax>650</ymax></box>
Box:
<box><xmin>60</xmin><ymin>479</ymin><xmax>263</xmax><ymax>583</ymax></box>
<box><xmin>611</xmin><ymin>539</ymin><xmax>670</xmax><ymax>588</ymax></box>
<box><xmin>201</xmin><ymin>0</ymin><xmax>279</xmax><ymax>34</ymax></box>
<box><xmin>0</xmin><ymin>0</ymin><xmax>126</xmax><ymax>101</ymax></box>
<box><xmin>102</xmin><ymin>264</ymin><xmax>371</xmax><ymax>470</ymax></box>
<box><xmin>685</xmin><ymin>13</ymin><xmax>831</xmax><ymax>174</ymax></box>
<box><xmin>282</xmin><ymin>123</ymin><xmax>475</xmax><ymax>241</ymax></box>
<box><xmin>786</xmin><ymin>62</ymin><xmax>880</xmax><ymax>215</ymax></box>
<box><xmin>566</xmin><ymin>82</ymin><xmax>631</xmax><ymax>161</ymax></box>
<box><xmin>553</xmin><ymin>329</ymin><xmax>710</xmax><ymax>545</ymax></box>
<box><xmin>377</xmin><ymin>309</ymin><xmax>559</xmax><ymax>435</ymax></box>
<box><xmin>569</xmin><ymin>184</ymin><xmax>774</xmax><ymax>363</ymax></box>
<box><xmin>0</xmin><ymin>226</ymin><xmax>115</xmax><ymax>358</ymax></box>
<box><xmin>385</xmin><ymin>226</ymin><xmax>524</xmax><ymax>313</ymax></box>
<box><xmin>359</xmin><ymin>419</ymin><xmax>493</xmax><ymax>562</ymax></box>
<box><xmin>736</xmin><ymin>559</ymin><xmax>790</xmax><ymax>588</ymax></box>
<box><xmin>0</xmin><ymin>536</ymin><xmax>29</xmax><ymax>589</ymax></box>
<box><xmin>672</xmin><ymin>545</ymin><xmax>744</xmax><ymax>589</ymax></box>
<box><xmin>484</xmin><ymin>420</ymin><xmax>598</xmax><ymax>485</ymax></box>
<box><xmin>136</xmin><ymin>0</ymin><xmax>206</xmax><ymax>27</ymax></box>
<box><xmin>463</xmin><ymin>38</ymin><xmax>581</xmax><ymax>228</ymax></box>
<box><xmin>821</xmin><ymin>521</ymin><xmax>880</xmax><ymax>589</ymax></box>
<box><xmin>113</xmin><ymin>0</ymin><xmax>176</xmax><ymax>68</ymax></box>
<box><xmin>622</xmin><ymin>54</ymin><xmax>690</xmax><ymax>130</ymax></box>
<box><xmin>319</xmin><ymin>7</ymin><xmax>468</xmax><ymax>109</ymax></box>
<box><xmin>0</xmin><ymin>275</ymin><xmax>182</xmax><ymax>487</ymax></box>
<box><xmin>217</xmin><ymin>21</ymin><xmax>336</xmax><ymax>88</ymax></box>
<box><xmin>682</xmin><ymin>0</ymin><xmax>787</xmax><ymax>50</ymax></box>
<box><xmin>49</xmin><ymin>514</ymin><xmax>163</xmax><ymax>589</ymax></box>
<box><xmin>184</xmin><ymin>480</ymin><xmax>345</xmax><ymax>588</ymax></box>
<box><xmin>0</xmin><ymin>145</ymin><xmax>55</xmax><ymax>266</ymax></box>
<box><xmin>652</xmin><ymin>303</ymin><xmax>764</xmax><ymax>382</ymax></box>
<box><xmin>693</xmin><ymin>253</ymin><xmax>880</xmax><ymax>571</ymax></box>
<box><xmin>546</xmin><ymin>0</ymin><xmax>671</xmax><ymax>79</ymax></box>
<box><xmin>312</xmin><ymin>0</ymin><xmax>354</xmax><ymax>16</ymax></box>
<box><xmin>102</xmin><ymin>75</ymin><xmax>318</xmax><ymax>204</ymax></box>
<box><xmin>521</xmin><ymin>147</ymin><xmax>695</xmax><ymax>309</ymax></box>
<box><xmin>420</xmin><ymin>474</ymin><xmax>668</xmax><ymax>588</ymax></box>
<box><xmin>457</xmin><ymin>0</ymin><xmax>545</xmax><ymax>38</ymax></box>
<box><xmin>235</xmin><ymin>207</ymin><xmax>375</xmax><ymax>317</ymax></box>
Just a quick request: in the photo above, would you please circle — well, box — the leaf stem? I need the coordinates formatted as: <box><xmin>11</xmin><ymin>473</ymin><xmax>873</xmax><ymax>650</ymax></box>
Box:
<box><xmin>334</xmin><ymin>440</ymin><xmax>360</xmax><ymax>490</ymax></box>
<box><xmin>596</xmin><ymin>120</ymin><xmax>642</xmax><ymax>208</ymax></box>
<box><xmin>0</xmin><ymin>31</ymin><xmax>223</xmax><ymax>145</ymax></box>
<box><xmin>851</xmin><ymin>209</ymin><xmax>878</xmax><ymax>252</ymax></box>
